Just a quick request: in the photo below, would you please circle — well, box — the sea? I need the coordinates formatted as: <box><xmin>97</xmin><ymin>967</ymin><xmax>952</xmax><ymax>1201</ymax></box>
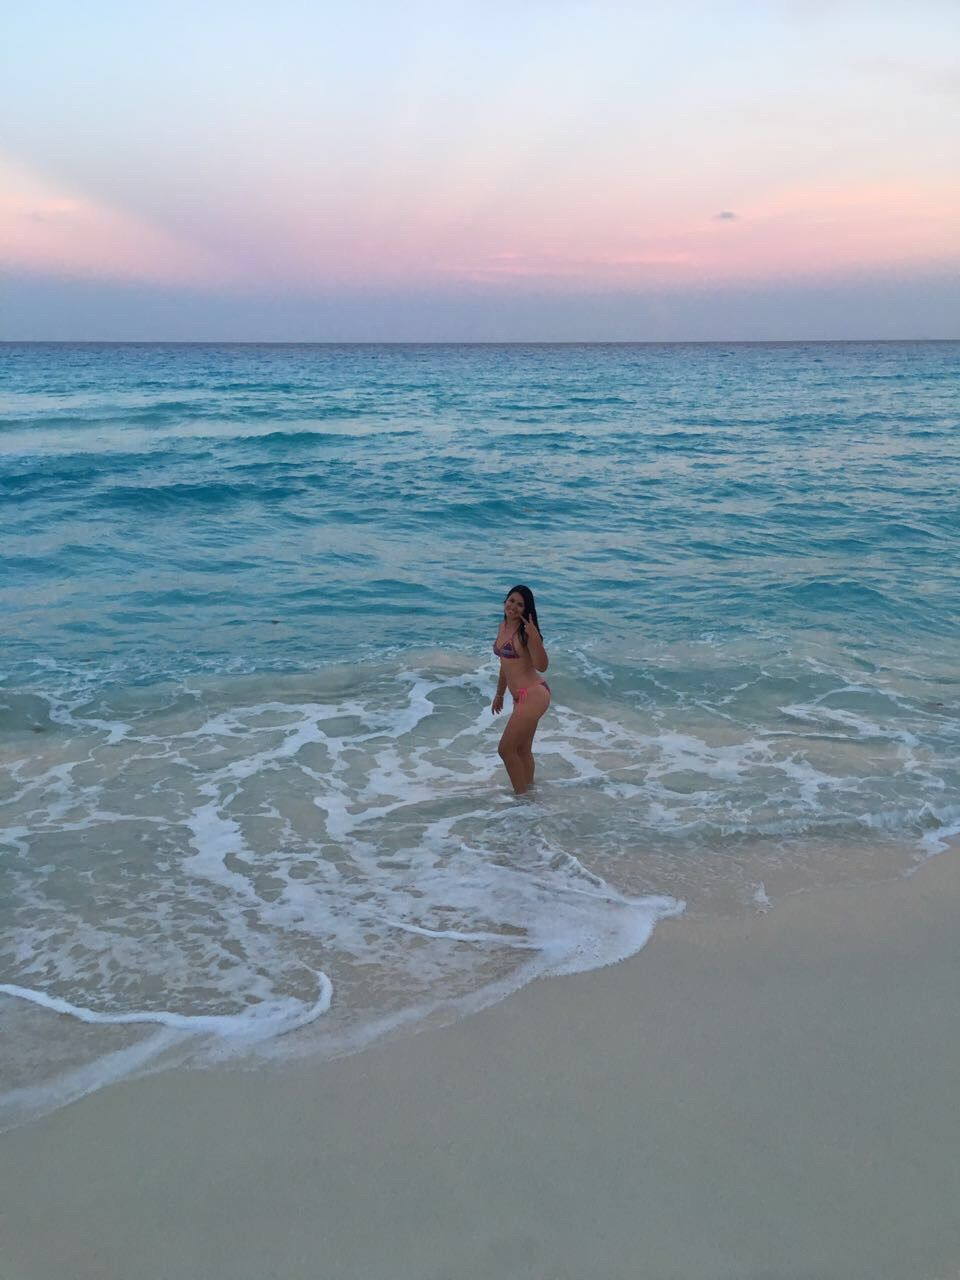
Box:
<box><xmin>2</xmin><ymin>340</ymin><xmax>958</xmax><ymax>1129</ymax></box>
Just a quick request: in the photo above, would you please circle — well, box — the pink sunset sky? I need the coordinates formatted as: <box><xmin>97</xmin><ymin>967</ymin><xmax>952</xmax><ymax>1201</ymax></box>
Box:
<box><xmin>2</xmin><ymin>0</ymin><xmax>958</xmax><ymax>339</ymax></box>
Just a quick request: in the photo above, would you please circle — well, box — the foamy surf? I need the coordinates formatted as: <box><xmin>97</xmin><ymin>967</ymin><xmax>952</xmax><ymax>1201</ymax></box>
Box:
<box><xmin>4</xmin><ymin>646</ymin><xmax>954</xmax><ymax>1129</ymax></box>
<box><xmin>0</xmin><ymin>658</ymin><xmax>689</xmax><ymax>1129</ymax></box>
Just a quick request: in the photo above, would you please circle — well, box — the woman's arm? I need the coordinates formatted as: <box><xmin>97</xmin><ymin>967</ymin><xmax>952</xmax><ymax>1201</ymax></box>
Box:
<box><xmin>523</xmin><ymin>619</ymin><xmax>549</xmax><ymax>672</ymax></box>
<box><xmin>492</xmin><ymin>670</ymin><xmax>507</xmax><ymax>712</ymax></box>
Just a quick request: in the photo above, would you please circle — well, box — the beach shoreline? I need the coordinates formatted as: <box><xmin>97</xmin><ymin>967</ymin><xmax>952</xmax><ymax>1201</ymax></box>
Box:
<box><xmin>2</xmin><ymin>848</ymin><xmax>959</xmax><ymax>1280</ymax></box>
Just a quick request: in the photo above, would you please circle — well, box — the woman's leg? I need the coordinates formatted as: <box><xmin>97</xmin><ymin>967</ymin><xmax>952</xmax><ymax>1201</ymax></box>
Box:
<box><xmin>497</xmin><ymin>688</ymin><xmax>550</xmax><ymax>794</ymax></box>
<box><xmin>497</xmin><ymin>729</ymin><xmax>530</xmax><ymax>793</ymax></box>
<box><xmin>518</xmin><ymin>735</ymin><xmax>536</xmax><ymax>786</ymax></box>
<box><xmin>520</xmin><ymin>748</ymin><xmax>535</xmax><ymax>787</ymax></box>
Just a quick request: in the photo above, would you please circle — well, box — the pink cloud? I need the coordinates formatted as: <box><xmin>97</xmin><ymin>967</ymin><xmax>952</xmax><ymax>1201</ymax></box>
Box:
<box><xmin>247</xmin><ymin>174</ymin><xmax>960</xmax><ymax>293</ymax></box>
<box><xmin>0</xmin><ymin>157</ymin><xmax>232</xmax><ymax>286</ymax></box>
<box><xmin>4</xmin><ymin>154</ymin><xmax>957</xmax><ymax>296</ymax></box>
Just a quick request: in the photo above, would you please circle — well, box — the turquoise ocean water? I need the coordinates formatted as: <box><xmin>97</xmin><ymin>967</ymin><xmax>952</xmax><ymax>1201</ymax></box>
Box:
<box><xmin>2</xmin><ymin>341</ymin><xmax>958</xmax><ymax>1127</ymax></box>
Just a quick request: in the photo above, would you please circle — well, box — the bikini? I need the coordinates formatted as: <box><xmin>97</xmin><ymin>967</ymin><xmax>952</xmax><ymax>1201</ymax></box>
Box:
<box><xmin>494</xmin><ymin>630</ymin><xmax>551</xmax><ymax>706</ymax></box>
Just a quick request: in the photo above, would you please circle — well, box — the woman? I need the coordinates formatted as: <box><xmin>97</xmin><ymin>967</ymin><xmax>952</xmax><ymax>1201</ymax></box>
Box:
<box><xmin>492</xmin><ymin>584</ymin><xmax>551</xmax><ymax>794</ymax></box>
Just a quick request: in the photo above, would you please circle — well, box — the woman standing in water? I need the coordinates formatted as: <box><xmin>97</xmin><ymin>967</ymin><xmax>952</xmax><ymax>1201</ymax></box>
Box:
<box><xmin>492</xmin><ymin>585</ymin><xmax>551</xmax><ymax>794</ymax></box>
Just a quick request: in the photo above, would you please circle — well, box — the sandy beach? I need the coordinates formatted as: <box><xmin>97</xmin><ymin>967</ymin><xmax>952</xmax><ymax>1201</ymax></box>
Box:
<box><xmin>2</xmin><ymin>849</ymin><xmax>959</xmax><ymax>1280</ymax></box>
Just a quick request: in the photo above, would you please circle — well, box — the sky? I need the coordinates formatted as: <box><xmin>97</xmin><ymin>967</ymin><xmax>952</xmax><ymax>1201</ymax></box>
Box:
<box><xmin>1</xmin><ymin>0</ymin><xmax>958</xmax><ymax>340</ymax></box>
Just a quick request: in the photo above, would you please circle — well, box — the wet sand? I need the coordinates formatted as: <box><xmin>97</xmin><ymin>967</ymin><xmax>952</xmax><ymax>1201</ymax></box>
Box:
<box><xmin>2</xmin><ymin>851</ymin><xmax>959</xmax><ymax>1280</ymax></box>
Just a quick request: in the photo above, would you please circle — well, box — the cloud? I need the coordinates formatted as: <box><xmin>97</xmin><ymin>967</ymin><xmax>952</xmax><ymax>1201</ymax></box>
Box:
<box><xmin>439</xmin><ymin>248</ymin><xmax>694</xmax><ymax>285</ymax></box>
<box><xmin>0</xmin><ymin>156</ymin><xmax>231</xmax><ymax>286</ymax></box>
<box><xmin>21</xmin><ymin>200</ymin><xmax>84</xmax><ymax>223</ymax></box>
<box><xmin>714</xmin><ymin>211</ymin><xmax>738</xmax><ymax>221</ymax></box>
<box><xmin>859</xmin><ymin>56</ymin><xmax>960</xmax><ymax>97</ymax></box>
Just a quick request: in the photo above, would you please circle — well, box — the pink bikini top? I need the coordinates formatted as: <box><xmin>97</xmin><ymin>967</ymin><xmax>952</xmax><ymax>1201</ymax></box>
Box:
<box><xmin>493</xmin><ymin>630</ymin><xmax>523</xmax><ymax>659</ymax></box>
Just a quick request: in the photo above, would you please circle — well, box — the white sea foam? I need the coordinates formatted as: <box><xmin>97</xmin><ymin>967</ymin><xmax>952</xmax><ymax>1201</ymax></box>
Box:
<box><xmin>1</xmin><ymin>650</ymin><xmax>955</xmax><ymax>1129</ymax></box>
<box><xmin>0</xmin><ymin>661</ymin><xmax>692</xmax><ymax>1128</ymax></box>
<box><xmin>0</xmin><ymin>1026</ymin><xmax>185</xmax><ymax>1133</ymax></box>
<box><xmin>0</xmin><ymin>977</ymin><xmax>331</xmax><ymax>1036</ymax></box>
<box><xmin>751</xmin><ymin>882</ymin><xmax>771</xmax><ymax>912</ymax></box>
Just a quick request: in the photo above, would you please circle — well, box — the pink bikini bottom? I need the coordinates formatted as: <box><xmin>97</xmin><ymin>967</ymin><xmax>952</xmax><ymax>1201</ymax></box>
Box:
<box><xmin>513</xmin><ymin>680</ymin><xmax>551</xmax><ymax>707</ymax></box>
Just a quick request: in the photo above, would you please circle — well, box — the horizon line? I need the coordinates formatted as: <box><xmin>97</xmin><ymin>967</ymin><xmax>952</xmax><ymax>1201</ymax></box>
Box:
<box><xmin>1</xmin><ymin>337</ymin><xmax>957</xmax><ymax>347</ymax></box>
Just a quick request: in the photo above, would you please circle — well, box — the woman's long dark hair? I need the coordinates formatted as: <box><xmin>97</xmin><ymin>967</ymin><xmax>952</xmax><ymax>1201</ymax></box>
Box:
<box><xmin>504</xmin><ymin>584</ymin><xmax>542</xmax><ymax>648</ymax></box>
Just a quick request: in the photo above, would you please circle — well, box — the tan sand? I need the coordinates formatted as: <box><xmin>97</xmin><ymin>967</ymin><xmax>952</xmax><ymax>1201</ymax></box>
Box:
<box><xmin>2</xmin><ymin>852</ymin><xmax>959</xmax><ymax>1280</ymax></box>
